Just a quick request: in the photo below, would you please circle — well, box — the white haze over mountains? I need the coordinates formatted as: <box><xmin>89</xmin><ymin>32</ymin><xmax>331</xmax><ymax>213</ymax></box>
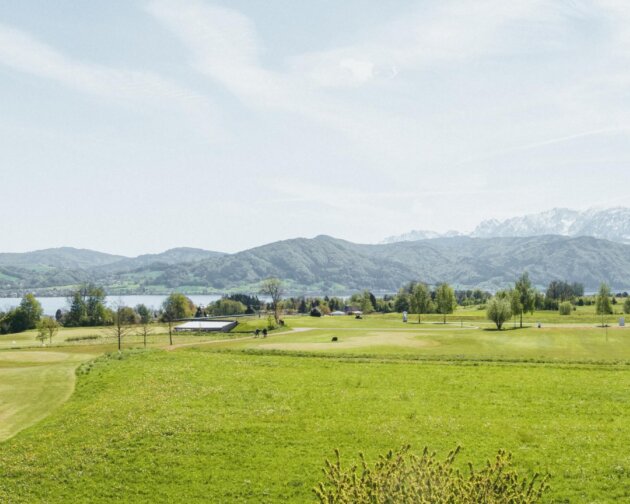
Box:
<box><xmin>382</xmin><ymin>207</ymin><xmax>630</xmax><ymax>245</ymax></box>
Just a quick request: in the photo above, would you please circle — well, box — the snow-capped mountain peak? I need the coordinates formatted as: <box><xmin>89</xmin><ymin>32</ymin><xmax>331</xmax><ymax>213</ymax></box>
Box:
<box><xmin>383</xmin><ymin>207</ymin><xmax>630</xmax><ymax>244</ymax></box>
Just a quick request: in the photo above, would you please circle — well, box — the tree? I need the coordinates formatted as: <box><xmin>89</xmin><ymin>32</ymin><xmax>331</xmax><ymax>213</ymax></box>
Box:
<box><xmin>514</xmin><ymin>272</ymin><xmax>536</xmax><ymax>328</ymax></box>
<box><xmin>65</xmin><ymin>284</ymin><xmax>109</xmax><ymax>327</ymax></box>
<box><xmin>135</xmin><ymin>304</ymin><xmax>152</xmax><ymax>324</ymax></box>
<box><xmin>360</xmin><ymin>290</ymin><xmax>375</xmax><ymax>314</ymax></box>
<box><xmin>6</xmin><ymin>294</ymin><xmax>44</xmax><ymax>333</ymax></box>
<box><xmin>35</xmin><ymin>330</ymin><xmax>47</xmax><ymax>346</ymax></box>
<box><xmin>595</xmin><ymin>282</ymin><xmax>612</xmax><ymax>327</ymax></box>
<box><xmin>393</xmin><ymin>288</ymin><xmax>410</xmax><ymax>313</ymax></box>
<box><xmin>486</xmin><ymin>297</ymin><xmax>512</xmax><ymax>330</ymax></box>
<box><xmin>435</xmin><ymin>283</ymin><xmax>456</xmax><ymax>324</ymax></box>
<box><xmin>298</xmin><ymin>298</ymin><xmax>308</xmax><ymax>314</ymax></box>
<box><xmin>86</xmin><ymin>285</ymin><xmax>108</xmax><ymax>326</ymax></box>
<box><xmin>107</xmin><ymin>304</ymin><xmax>136</xmax><ymax>351</ymax></box>
<box><xmin>19</xmin><ymin>293</ymin><xmax>43</xmax><ymax>329</ymax></box>
<box><xmin>624</xmin><ymin>298</ymin><xmax>630</xmax><ymax>315</ymax></box>
<box><xmin>260</xmin><ymin>278</ymin><xmax>284</xmax><ymax>323</ymax></box>
<box><xmin>162</xmin><ymin>293</ymin><xmax>194</xmax><ymax>319</ymax></box>
<box><xmin>135</xmin><ymin>304</ymin><xmax>153</xmax><ymax>349</ymax></box>
<box><xmin>161</xmin><ymin>293</ymin><xmax>194</xmax><ymax>345</ymax></box>
<box><xmin>409</xmin><ymin>283</ymin><xmax>430</xmax><ymax>324</ymax></box>
<box><xmin>211</xmin><ymin>299</ymin><xmax>247</xmax><ymax>316</ymax></box>
<box><xmin>36</xmin><ymin>316</ymin><xmax>59</xmax><ymax>345</ymax></box>
<box><xmin>65</xmin><ymin>290</ymin><xmax>87</xmax><ymax>327</ymax></box>
<box><xmin>509</xmin><ymin>289</ymin><xmax>521</xmax><ymax>327</ymax></box>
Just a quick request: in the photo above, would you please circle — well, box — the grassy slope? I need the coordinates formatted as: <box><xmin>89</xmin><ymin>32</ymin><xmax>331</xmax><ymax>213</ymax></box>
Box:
<box><xmin>0</xmin><ymin>350</ymin><xmax>628</xmax><ymax>503</ymax></box>
<box><xmin>0</xmin><ymin>350</ymin><xmax>98</xmax><ymax>441</ymax></box>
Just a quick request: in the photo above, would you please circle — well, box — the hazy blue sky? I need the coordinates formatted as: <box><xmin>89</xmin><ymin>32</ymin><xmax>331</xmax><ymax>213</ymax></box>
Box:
<box><xmin>1</xmin><ymin>0</ymin><xmax>630</xmax><ymax>255</ymax></box>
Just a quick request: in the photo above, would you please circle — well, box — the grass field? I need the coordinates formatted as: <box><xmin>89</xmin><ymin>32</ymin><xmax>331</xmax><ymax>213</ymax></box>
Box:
<box><xmin>0</xmin><ymin>313</ymin><xmax>628</xmax><ymax>502</ymax></box>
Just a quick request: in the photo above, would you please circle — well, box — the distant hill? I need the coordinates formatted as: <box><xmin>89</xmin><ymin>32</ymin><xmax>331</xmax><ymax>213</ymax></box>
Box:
<box><xmin>0</xmin><ymin>247</ymin><xmax>224</xmax><ymax>295</ymax></box>
<box><xmin>95</xmin><ymin>248</ymin><xmax>226</xmax><ymax>274</ymax></box>
<box><xmin>0</xmin><ymin>247</ymin><xmax>124</xmax><ymax>270</ymax></box>
<box><xmin>384</xmin><ymin>207</ymin><xmax>630</xmax><ymax>245</ymax></box>
<box><xmin>1</xmin><ymin>236</ymin><xmax>630</xmax><ymax>295</ymax></box>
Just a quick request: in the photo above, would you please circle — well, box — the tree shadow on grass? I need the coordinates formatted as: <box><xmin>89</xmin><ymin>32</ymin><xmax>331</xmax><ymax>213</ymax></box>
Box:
<box><xmin>482</xmin><ymin>326</ymin><xmax>530</xmax><ymax>332</ymax></box>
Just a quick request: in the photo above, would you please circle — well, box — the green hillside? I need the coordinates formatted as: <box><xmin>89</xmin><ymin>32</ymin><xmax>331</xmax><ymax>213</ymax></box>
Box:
<box><xmin>2</xmin><ymin>235</ymin><xmax>630</xmax><ymax>295</ymax></box>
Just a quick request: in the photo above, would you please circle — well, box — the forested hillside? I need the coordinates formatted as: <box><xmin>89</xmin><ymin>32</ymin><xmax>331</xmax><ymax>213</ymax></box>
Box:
<box><xmin>2</xmin><ymin>235</ymin><xmax>630</xmax><ymax>295</ymax></box>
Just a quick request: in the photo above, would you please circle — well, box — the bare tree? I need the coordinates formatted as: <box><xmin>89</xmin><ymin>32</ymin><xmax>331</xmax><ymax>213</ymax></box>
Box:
<box><xmin>135</xmin><ymin>304</ymin><xmax>154</xmax><ymax>349</ymax></box>
<box><xmin>106</xmin><ymin>303</ymin><xmax>135</xmax><ymax>351</ymax></box>
<box><xmin>260</xmin><ymin>278</ymin><xmax>284</xmax><ymax>323</ymax></box>
<box><xmin>136</xmin><ymin>319</ymin><xmax>154</xmax><ymax>349</ymax></box>
<box><xmin>161</xmin><ymin>307</ymin><xmax>175</xmax><ymax>346</ymax></box>
<box><xmin>36</xmin><ymin>316</ymin><xmax>59</xmax><ymax>345</ymax></box>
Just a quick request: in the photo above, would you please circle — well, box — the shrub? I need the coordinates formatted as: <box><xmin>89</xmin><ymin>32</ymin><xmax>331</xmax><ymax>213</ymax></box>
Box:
<box><xmin>310</xmin><ymin>307</ymin><xmax>322</xmax><ymax>317</ymax></box>
<box><xmin>624</xmin><ymin>298</ymin><xmax>630</xmax><ymax>315</ymax></box>
<box><xmin>266</xmin><ymin>315</ymin><xmax>277</xmax><ymax>330</ymax></box>
<box><xmin>66</xmin><ymin>335</ymin><xmax>101</xmax><ymax>342</ymax></box>
<box><xmin>558</xmin><ymin>301</ymin><xmax>572</xmax><ymax>316</ymax></box>
<box><xmin>314</xmin><ymin>445</ymin><xmax>548</xmax><ymax>504</ymax></box>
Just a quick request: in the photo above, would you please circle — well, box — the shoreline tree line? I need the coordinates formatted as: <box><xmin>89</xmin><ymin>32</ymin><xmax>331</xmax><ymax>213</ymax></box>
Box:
<box><xmin>0</xmin><ymin>277</ymin><xmax>628</xmax><ymax>337</ymax></box>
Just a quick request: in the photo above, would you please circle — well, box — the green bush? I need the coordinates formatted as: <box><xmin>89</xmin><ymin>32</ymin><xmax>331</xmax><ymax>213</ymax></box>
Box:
<box><xmin>314</xmin><ymin>446</ymin><xmax>548</xmax><ymax>504</ymax></box>
<box><xmin>624</xmin><ymin>298</ymin><xmax>630</xmax><ymax>315</ymax></box>
<box><xmin>558</xmin><ymin>301</ymin><xmax>573</xmax><ymax>316</ymax></box>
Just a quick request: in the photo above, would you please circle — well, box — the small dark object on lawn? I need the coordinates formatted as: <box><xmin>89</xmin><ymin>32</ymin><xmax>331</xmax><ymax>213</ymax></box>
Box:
<box><xmin>279</xmin><ymin>319</ymin><xmax>285</xmax><ymax>326</ymax></box>
<box><xmin>262</xmin><ymin>328</ymin><xmax>268</xmax><ymax>337</ymax></box>
<box><xmin>355</xmin><ymin>315</ymin><xmax>362</xmax><ymax>319</ymax></box>
<box><xmin>254</xmin><ymin>329</ymin><xmax>261</xmax><ymax>337</ymax></box>
<box><xmin>331</xmin><ymin>336</ymin><xmax>338</xmax><ymax>342</ymax></box>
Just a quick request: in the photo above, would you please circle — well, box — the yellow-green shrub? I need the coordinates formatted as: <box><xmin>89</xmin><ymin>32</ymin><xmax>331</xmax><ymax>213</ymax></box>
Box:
<box><xmin>314</xmin><ymin>446</ymin><xmax>548</xmax><ymax>503</ymax></box>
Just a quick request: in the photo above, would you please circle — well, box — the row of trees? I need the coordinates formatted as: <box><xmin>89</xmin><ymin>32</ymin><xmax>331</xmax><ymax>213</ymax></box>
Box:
<box><xmin>3</xmin><ymin>277</ymin><xmax>629</xmax><ymax>339</ymax></box>
<box><xmin>485</xmin><ymin>277</ymin><xmax>623</xmax><ymax>330</ymax></box>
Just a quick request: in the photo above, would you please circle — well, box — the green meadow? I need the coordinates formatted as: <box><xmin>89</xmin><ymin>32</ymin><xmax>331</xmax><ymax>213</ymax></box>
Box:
<box><xmin>0</xmin><ymin>313</ymin><xmax>629</xmax><ymax>502</ymax></box>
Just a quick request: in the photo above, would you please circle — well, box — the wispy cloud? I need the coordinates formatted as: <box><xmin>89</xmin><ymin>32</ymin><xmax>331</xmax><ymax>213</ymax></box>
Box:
<box><xmin>0</xmin><ymin>22</ymin><xmax>215</xmax><ymax>116</ymax></box>
<box><xmin>145</xmin><ymin>0</ymin><xmax>618</xmax><ymax>170</ymax></box>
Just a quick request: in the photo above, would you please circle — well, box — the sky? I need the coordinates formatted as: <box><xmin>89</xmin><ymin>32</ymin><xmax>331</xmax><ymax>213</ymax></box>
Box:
<box><xmin>1</xmin><ymin>0</ymin><xmax>630</xmax><ymax>256</ymax></box>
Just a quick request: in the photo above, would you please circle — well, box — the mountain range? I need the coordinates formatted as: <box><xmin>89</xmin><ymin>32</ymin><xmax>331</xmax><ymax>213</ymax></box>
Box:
<box><xmin>1</xmin><ymin>234</ymin><xmax>630</xmax><ymax>296</ymax></box>
<box><xmin>382</xmin><ymin>207</ymin><xmax>630</xmax><ymax>245</ymax></box>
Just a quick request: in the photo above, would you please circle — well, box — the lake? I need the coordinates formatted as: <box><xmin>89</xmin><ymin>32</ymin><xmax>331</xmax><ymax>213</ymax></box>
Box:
<box><xmin>0</xmin><ymin>295</ymin><xmax>224</xmax><ymax>315</ymax></box>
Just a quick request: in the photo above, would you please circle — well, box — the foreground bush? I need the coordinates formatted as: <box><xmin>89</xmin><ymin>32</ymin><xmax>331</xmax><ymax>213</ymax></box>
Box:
<box><xmin>314</xmin><ymin>446</ymin><xmax>548</xmax><ymax>503</ymax></box>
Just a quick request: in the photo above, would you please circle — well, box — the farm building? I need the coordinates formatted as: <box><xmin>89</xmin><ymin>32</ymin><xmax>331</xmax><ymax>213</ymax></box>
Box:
<box><xmin>174</xmin><ymin>320</ymin><xmax>238</xmax><ymax>333</ymax></box>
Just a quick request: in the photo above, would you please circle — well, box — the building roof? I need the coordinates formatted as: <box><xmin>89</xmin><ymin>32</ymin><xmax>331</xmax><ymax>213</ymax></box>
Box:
<box><xmin>175</xmin><ymin>321</ymin><xmax>235</xmax><ymax>331</ymax></box>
